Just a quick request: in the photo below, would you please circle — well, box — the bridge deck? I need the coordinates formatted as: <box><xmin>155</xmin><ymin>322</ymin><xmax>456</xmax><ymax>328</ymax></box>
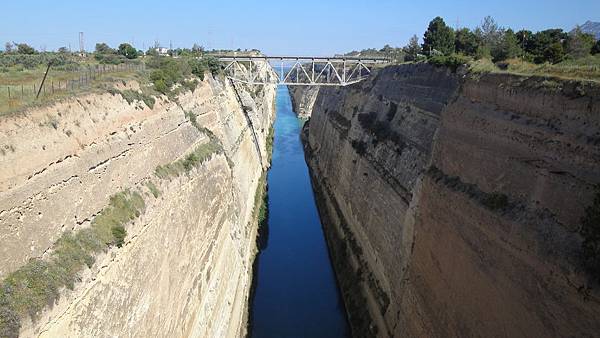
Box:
<box><xmin>214</xmin><ymin>55</ymin><xmax>390</xmax><ymax>63</ymax></box>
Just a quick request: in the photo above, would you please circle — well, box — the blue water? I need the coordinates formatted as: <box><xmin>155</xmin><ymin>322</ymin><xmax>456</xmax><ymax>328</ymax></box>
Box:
<box><xmin>250</xmin><ymin>86</ymin><xmax>350</xmax><ymax>338</ymax></box>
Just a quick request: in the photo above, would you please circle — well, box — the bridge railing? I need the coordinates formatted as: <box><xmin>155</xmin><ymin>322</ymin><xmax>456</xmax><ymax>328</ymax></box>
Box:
<box><xmin>216</xmin><ymin>55</ymin><xmax>390</xmax><ymax>86</ymax></box>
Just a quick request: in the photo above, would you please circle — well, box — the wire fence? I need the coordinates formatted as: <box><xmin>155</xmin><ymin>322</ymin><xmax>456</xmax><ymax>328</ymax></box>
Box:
<box><xmin>1</xmin><ymin>63</ymin><xmax>145</xmax><ymax>112</ymax></box>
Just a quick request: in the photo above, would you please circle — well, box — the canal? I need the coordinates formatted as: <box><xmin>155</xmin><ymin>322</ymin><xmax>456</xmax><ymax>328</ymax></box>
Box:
<box><xmin>250</xmin><ymin>86</ymin><xmax>350</xmax><ymax>337</ymax></box>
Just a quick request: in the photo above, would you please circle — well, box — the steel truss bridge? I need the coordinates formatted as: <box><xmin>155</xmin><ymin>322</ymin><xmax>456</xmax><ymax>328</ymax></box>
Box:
<box><xmin>216</xmin><ymin>56</ymin><xmax>390</xmax><ymax>86</ymax></box>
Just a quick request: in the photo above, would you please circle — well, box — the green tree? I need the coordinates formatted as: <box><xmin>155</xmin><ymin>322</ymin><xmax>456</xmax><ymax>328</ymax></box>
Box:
<box><xmin>16</xmin><ymin>43</ymin><xmax>36</xmax><ymax>54</ymax></box>
<box><xmin>455</xmin><ymin>28</ymin><xmax>480</xmax><ymax>56</ymax></box>
<box><xmin>566</xmin><ymin>27</ymin><xmax>595</xmax><ymax>59</ymax></box>
<box><xmin>592</xmin><ymin>40</ymin><xmax>600</xmax><ymax>55</ymax></box>
<box><xmin>118</xmin><ymin>43</ymin><xmax>138</xmax><ymax>59</ymax></box>
<box><xmin>95</xmin><ymin>42</ymin><xmax>115</xmax><ymax>54</ymax></box>
<box><xmin>146</xmin><ymin>47</ymin><xmax>159</xmax><ymax>57</ymax></box>
<box><xmin>529</xmin><ymin>29</ymin><xmax>567</xmax><ymax>63</ymax></box>
<box><xmin>58</xmin><ymin>46</ymin><xmax>69</xmax><ymax>54</ymax></box>
<box><xmin>491</xmin><ymin>29</ymin><xmax>522</xmax><ymax>62</ymax></box>
<box><xmin>403</xmin><ymin>35</ymin><xmax>422</xmax><ymax>61</ymax></box>
<box><xmin>422</xmin><ymin>17</ymin><xmax>455</xmax><ymax>55</ymax></box>
<box><xmin>544</xmin><ymin>42</ymin><xmax>565</xmax><ymax>64</ymax></box>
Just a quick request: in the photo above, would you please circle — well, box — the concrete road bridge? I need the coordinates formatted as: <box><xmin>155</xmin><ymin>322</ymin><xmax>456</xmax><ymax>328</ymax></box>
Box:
<box><xmin>216</xmin><ymin>55</ymin><xmax>390</xmax><ymax>86</ymax></box>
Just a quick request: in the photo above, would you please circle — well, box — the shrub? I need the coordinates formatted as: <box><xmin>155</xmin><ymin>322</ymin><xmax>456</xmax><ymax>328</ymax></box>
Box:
<box><xmin>428</xmin><ymin>54</ymin><xmax>471</xmax><ymax>72</ymax></box>
<box><xmin>16</xmin><ymin>43</ymin><xmax>36</xmax><ymax>55</ymax></box>
<box><xmin>0</xmin><ymin>190</ymin><xmax>144</xmax><ymax>337</ymax></box>
<box><xmin>482</xmin><ymin>192</ymin><xmax>509</xmax><ymax>211</ymax></box>
<box><xmin>119</xmin><ymin>89</ymin><xmax>155</xmax><ymax>109</ymax></box>
<box><xmin>117</xmin><ymin>43</ymin><xmax>138</xmax><ymax>59</ymax></box>
<box><xmin>188</xmin><ymin>56</ymin><xmax>222</xmax><ymax>80</ymax></box>
<box><xmin>94</xmin><ymin>53</ymin><xmax>125</xmax><ymax>65</ymax></box>
<box><xmin>351</xmin><ymin>140</ymin><xmax>368</xmax><ymax>156</ymax></box>
<box><xmin>154</xmin><ymin>129</ymin><xmax>223</xmax><ymax>179</ymax></box>
<box><xmin>145</xmin><ymin>181</ymin><xmax>160</xmax><ymax>198</ymax></box>
<box><xmin>0</xmin><ymin>53</ymin><xmax>76</xmax><ymax>69</ymax></box>
<box><xmin>153</xmin><ymin>79</ymin><xmax>168</xmax><ymax>94</ymax></box>
<box><xmin>111</xmin><ymin>225</ymin><xmax>127</xmax><ymax>247</ymax></box>
<box><xmin>184</xmin><ymin>110</ymin><xmax>199</xmax><ymax>129</ymax></box>
<box><xmin>544</xmin><ymin>42</ymin><xmax>566</xmax><ymax>64</ymax></box>
<box><xmin>181</xmin><ymin>79</ymin><xmax>199</xmax><ymax>92</ymax></box>
<box><xmin>189</xmin><ymin>59</ymin><xmax>207</xmax><ymax>80</ymax></box>
<box><xmin>581</xmin><ymin>187</ymin><xmax>600</xmax><ymax>281</ymax></box>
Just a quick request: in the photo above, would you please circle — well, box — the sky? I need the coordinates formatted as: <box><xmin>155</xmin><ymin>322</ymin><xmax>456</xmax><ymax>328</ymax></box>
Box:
<box><xmin>1</xmin><ymin>0</ymin><xmax>599</xmax><ymax>56</ymax></box>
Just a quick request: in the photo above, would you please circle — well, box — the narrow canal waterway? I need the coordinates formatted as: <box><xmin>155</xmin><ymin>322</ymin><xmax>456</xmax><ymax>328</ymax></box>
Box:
<box><xmin>250</xmin><ymin>86</ymin><xmax>349</xmax><ymax>337</ymax></box>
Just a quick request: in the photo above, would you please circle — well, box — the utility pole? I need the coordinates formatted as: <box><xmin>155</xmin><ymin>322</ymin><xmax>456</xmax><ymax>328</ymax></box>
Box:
<box><xmin>79</xmin><ymin>32</ymin><xmax>84</xmax><ymax>56</ymax></box>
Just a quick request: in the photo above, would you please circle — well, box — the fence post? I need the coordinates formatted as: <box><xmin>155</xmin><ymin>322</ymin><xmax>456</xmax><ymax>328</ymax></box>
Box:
<box><xmin>21</xmin><ymin>84</ymin><xmax>24</xmax><ymax>98</ymax></box>
<box><xmin>52</xmin><ymin>81</ymin><xmax>54</xmax><ymax>94</ymax></box>
<box><xmin>7</xmin><ymin>86</ymin><xmax>10</xmax><ymax>99</ymax></box>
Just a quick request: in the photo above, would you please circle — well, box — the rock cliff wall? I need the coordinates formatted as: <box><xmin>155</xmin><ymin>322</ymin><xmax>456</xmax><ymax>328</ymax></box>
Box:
<box><xmin>0</xmin><ymin>68</ymin><xmax>276</xmax><ymax>337</ymax></box>
<box><xmin>289</xmin><ymin>86</ymin><xmax>319</xmax><ymax>119</ymax></box>
<box><xmin>302</xmin><ymin>63</ymin><xmax>600</xmax><ymax>337</ymax></box>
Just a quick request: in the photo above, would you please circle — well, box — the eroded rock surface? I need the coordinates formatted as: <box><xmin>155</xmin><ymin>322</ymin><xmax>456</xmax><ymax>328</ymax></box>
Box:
<box><xmin>302</xmin><ymin>64</ymin><xmax>600</xmax><ymax>337</ymax></box>
<box><xmin>0</xmin><ymin>70</ymin><xmax>276</xmax><ymax>337</ymax></box>
<box><xmin>289</xmin><ymin>86</ymin><xmax>319</xmax><ymax>119</ymax></box>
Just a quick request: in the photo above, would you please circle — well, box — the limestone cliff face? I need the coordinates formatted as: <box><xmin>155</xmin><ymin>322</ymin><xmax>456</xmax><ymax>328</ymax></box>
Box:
<box><xmin>288</xmin><ymin>86</ymin><xmax>319</xmax><ymax>119</ymax></box>
<box><xmin>302</xmin><ymin>63</ymin><xmax>600</xmax><ymax>337</ymax></box>
<box><xmin>0</xmin><ymin>69</ymin><xmax>276</xmax><ymax>337</ymax></box>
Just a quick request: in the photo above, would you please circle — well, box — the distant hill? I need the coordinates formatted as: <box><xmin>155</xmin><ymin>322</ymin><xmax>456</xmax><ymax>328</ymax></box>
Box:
<box><xmin>579</xmin><ymin>21</ymin><xmax>600</xmax><ymax>39</ymax></box>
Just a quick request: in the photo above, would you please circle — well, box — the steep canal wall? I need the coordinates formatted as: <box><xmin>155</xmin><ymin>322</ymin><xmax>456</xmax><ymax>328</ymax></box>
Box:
<box><xmin>0</xmin><ymin>68</ymin><xmax>276</xmax><ymax>337</ymax></box>
<box><xmin>299</xmin><ymin>64</ymin><xmax>600</xmax><ymax>337</ymax></box>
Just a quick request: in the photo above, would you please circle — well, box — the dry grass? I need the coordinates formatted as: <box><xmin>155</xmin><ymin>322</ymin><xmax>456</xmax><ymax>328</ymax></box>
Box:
<box><xmin>469</xmin><ymin>56</ymin><xmax>600</xmax><ymax>82</ymax></box>
<box><xmin>0</xmin><ymin>62</ymin><xmax>145</xmax><ymax>116</ymax></box>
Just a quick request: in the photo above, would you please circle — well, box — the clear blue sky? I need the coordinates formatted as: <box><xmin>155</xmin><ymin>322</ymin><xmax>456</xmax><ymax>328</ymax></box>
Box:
<box><xmin>1</xmin><ymin>0</ymin><xmax>598</xmax><ymax>55</ymax></box>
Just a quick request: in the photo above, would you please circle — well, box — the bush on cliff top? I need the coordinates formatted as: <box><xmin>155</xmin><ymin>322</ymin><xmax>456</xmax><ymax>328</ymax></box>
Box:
<box><xmin>146</xmin><ymin>55</ymin><xmax>222</xmax><ymax>94</ymax></box>
<box><xmin>0</xmin><ymin>190</ymin><xmax>144</xmax><ymax>337</ymax></box>
<box><xmin>428</xmin><ymin>54</ymin><xmax>471</xmax><ymax>72</ymax></box>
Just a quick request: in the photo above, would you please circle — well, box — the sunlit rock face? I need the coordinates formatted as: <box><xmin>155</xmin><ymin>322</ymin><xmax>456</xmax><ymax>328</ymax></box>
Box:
<box><xmin>302</xmin><ymin>63</ymin><xmax>600</xmax><ymax>337</ymax></box>
<box><xmin>0</xmin><ymin>69</ymin><xmax>276</xmax><ymax>337</ymax></box>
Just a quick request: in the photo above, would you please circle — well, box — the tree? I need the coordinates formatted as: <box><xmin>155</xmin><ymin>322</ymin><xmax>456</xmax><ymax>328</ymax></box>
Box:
<box><xmin>192</xmin><ymin>43</ymin><xmax>204</xmax><ymax>55</ymax></box>
<box><xmin>592</xmin><ymin>40</ymin><xmax>600</xmax><ymax>55</ymax></box>
<box><xmin>146</xmin><ymin>47</ymin><xmax>159</xmax><ymax>57</ymax></box>
<box><xmin>455</xmin><ymin>28</ymin><xmax>480</xmax><ymax>56</ymax></box>
<box><xmin>404</xmin><ymin>35</ymin><xmax>422</xmax><ymax>61</ymax></box>
<box><xmin>4</xmin><ymin>42</ymin><xmax>14</xmax><ymax>53</ymax></box>
<box><xmin>529</xmin><ymin>29</ymin><xmax>567</xmax><ymax>63</ymax></box>
<box><xmin>95</xmin><ymin>42</ymin><xmax>114</xmax><ymax>54</ymax></box>
<box><xmin>477</xmin><ymin>16</ymin><xmax>502</xmax><ymax>48</ymax></box>
<box><xmin>118</xmin><ymin>43</ymin><xmax>138</xmax><ymax>59</ymax></box>
<box><xmin>544</xmin><ymin>42</ymin><xmax>565</xmax><ymax>64</ymax></box>
<box><xmin>58</xmin><ymin>46</ymin><xmax>69</xmax><ymax>54</ymax></box>
<box><xmin>566</xmin><ymin>27</ymin><xmax>595</xmax><ymax>59</ymax></box>
<box><xmin>422</xmin><ymin>17</ymin><xmax>455</xmax><ymax>55</ymax></box>
<box><xmin>16</xmin><ymin>43</ymin><xmax>36</xmax><ymax>54</ymax></box>
<box><xmin>491</xmin><ymin>29</ymin><xmax>522</xmax><ymax>62</ymax></box>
